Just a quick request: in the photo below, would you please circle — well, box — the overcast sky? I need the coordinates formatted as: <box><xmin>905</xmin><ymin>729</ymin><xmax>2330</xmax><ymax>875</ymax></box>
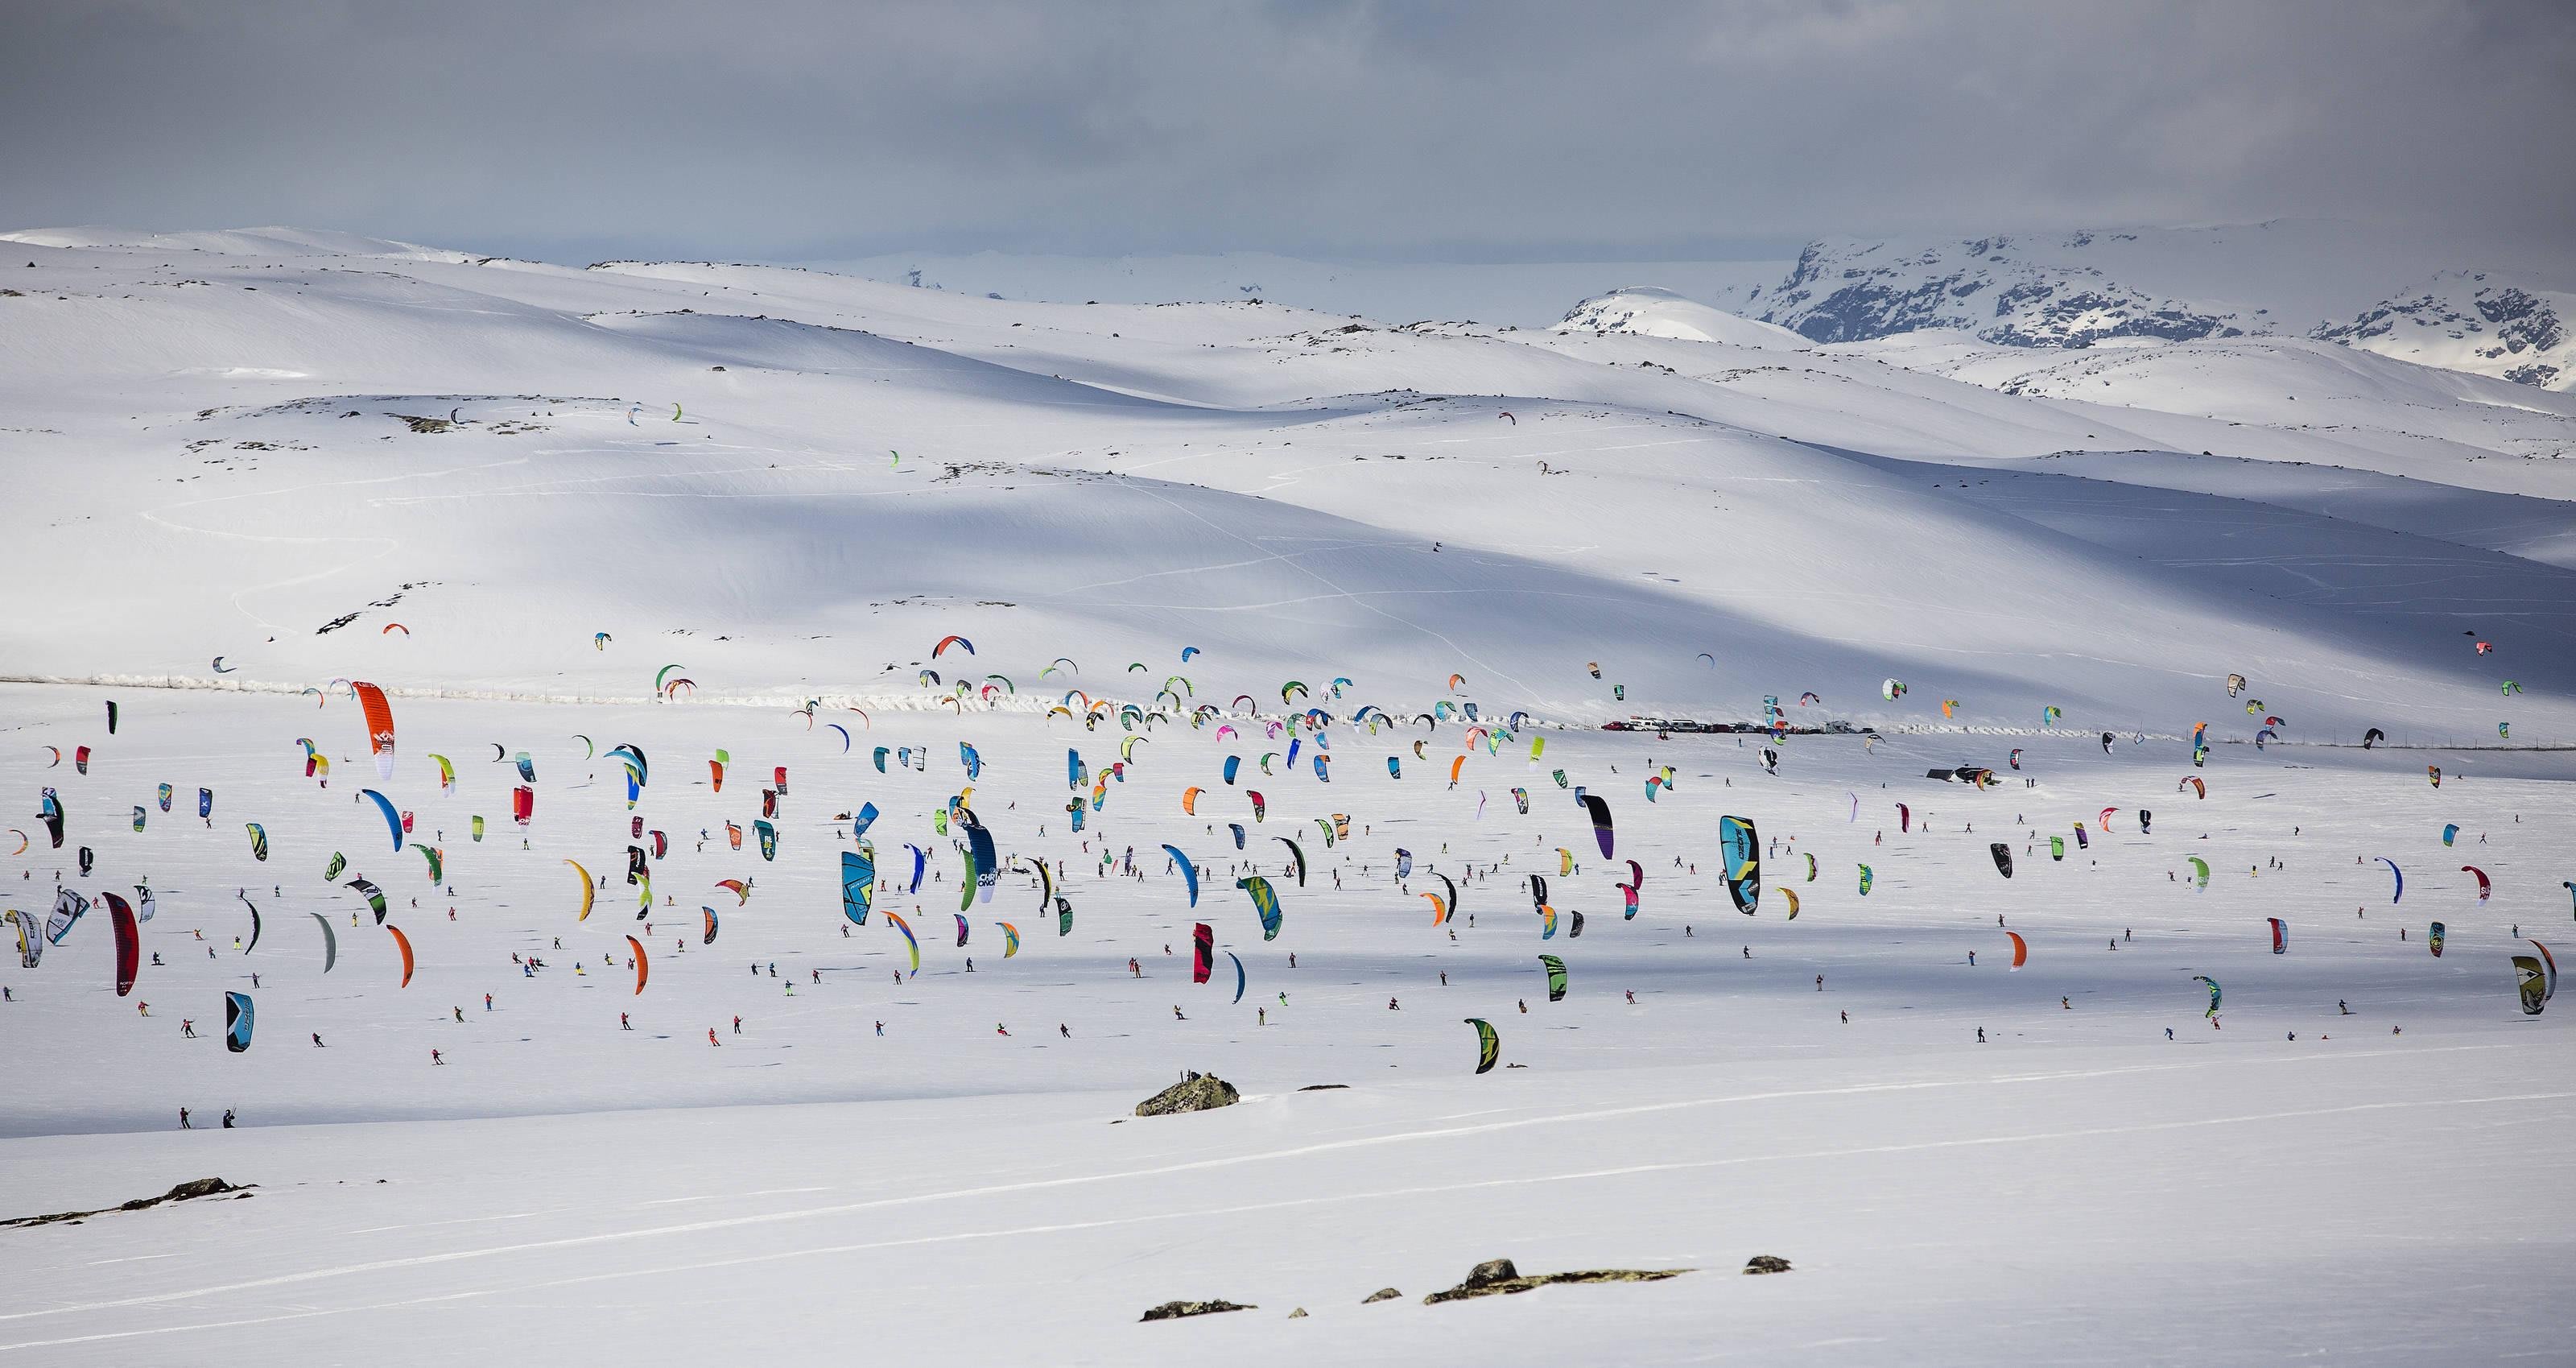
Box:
<box><xmin>8</xmin><ymin>0</ymin><xmax>2571</xmax><ymax>264</ymax></box>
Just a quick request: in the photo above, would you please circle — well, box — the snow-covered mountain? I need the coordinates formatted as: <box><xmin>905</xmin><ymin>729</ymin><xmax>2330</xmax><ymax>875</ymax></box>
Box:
<box><xmin>2314</xmin><ymin>270</ymin><xmax>2574</xmax><ymax>391</ymax></box>
<box><xmin>1755</xmin><ymin>233</ymin><xmax>2254</xmax><ymax>348</ymax></box>
<box><xmin>1745</xmin><ymin>221</ymin><xmax>2575</xmax><ymax>389</ymax></box>
<box><xmin>1551</xmin><ymin>286</ymin><xmax>1806</xmax><ymax>348</ymax></box>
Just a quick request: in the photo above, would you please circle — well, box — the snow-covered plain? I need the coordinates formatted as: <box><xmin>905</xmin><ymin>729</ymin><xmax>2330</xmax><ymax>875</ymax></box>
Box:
<box><xmin>2</xmin><ymin>230</ymin><xmax>2572</xmax><ymax>1365</ymax></box>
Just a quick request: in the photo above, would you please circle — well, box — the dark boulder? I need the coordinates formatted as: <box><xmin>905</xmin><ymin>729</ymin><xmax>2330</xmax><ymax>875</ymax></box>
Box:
<box><xmin>1135</xmin><ymin>1072</ymin><xmax>1241</xmax><ymax>1117</ymax></box>
<box><xmin>1141</xmin><ymin>1299</ymin><xmax>1255</xmax><ymax>1322</ymax></box>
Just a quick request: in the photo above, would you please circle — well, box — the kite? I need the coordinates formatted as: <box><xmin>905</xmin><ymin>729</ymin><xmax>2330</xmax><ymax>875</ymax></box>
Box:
<box><xmin>885</xmin><ymin>911</ymin><xmax>920</xmax><ymax>974</ymax></box>
<box><xmin>566</xmin><ymin>861</ymin><xmax>596</xmax><ymax>921</ymax></box>
<box><xmin>107</xmin><ymin>893</ymin><xmax>139</xmax><ymax>997</ymax></box>
<box><xmin>352</xmin><ymin>681</ymin><xmax>397</xmax><ymax>780</ymax></box>
<box><xmin>347</xmin><ymin>878</ymin><xmax>389</xmax><ymax>924</ymax></box>
<box><xmin>841</xmin><ymin>848</ymin><xmax>875</xmax><ymax>926</ymax></box>
<box><xmin>1579</xmin><ymin>793</ymin><xmax>1614</xmax><ymax>858</ymax></box>
<box><xmin>225</xmin><ymin>991</ymin><xmax>255</xmax><ymax>1052</ymax></box>
<box><xmin>1539</xmin><ymin>953</ymin><xmax>1567</xmax><ymax>1002</ymax></box>
<box><xmin>360</xmin><ymin>788</ymin><xmax>402</xmax><ymax>851</ymax></box>
<box><xmin>1463</xmin><ymin>1019</ymin><xmax>1500</xmax><ymax>1074</ymax></box>
<box><xmin>1719</xmin><ymin>815</ymin><xmax>1759</xmax><ymax>915</ymax></box>
<box><xmin>1239</xmin><ymin>876</ymin><xmax>1284</xmax><ymax>941</ymax></box>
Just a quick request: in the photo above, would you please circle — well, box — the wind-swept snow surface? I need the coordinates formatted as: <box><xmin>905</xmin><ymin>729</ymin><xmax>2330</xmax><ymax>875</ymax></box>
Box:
<box><xmin>2</xmin><ymin>230</ymin><xmax>2571</xmax><ymax>1365</ymax></box>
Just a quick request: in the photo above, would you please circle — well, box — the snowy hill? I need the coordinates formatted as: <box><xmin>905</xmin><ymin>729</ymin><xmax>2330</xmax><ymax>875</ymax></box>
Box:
<box><xmin>6</xmin><ymin>227</ymin><xmax>2576</xmax><ymax>1366</ymax></box>
<box><xmin>2</xmin><ymin>226</ymin><xmax>2570</xmax><ymax>743</ymax></box>
<box><xmin>791</xmin><ymin>250</ymin><xmax>1789</xmax><ymax>329</ymax></box>
<box><xmin>2314</xmin><ymin>270</ymin><xmax>2574</xmax><ymax>391</ymax></box>
<box><xmin>1551</xmin><ymin>286</ymin><xmax>1806</xmax><ymax>348</ymax></box>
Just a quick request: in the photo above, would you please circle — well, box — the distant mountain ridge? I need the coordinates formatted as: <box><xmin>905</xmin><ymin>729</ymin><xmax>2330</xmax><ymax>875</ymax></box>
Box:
<box><xmin>2313</xmin><ymin>270</ymin><xmax>2571</xmax><ymax>391</ymax></box>
<box><xmin>1744</xmin><ymin>223</ymin><xmax>2573</xmax><ymax>389</ymax></box>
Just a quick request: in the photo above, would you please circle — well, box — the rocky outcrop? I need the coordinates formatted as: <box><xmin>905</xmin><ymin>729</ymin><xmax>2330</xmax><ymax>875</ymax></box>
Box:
<box><xmin>1754</xmin><ymin>236</ymin><xmax>2249</xmax><ymax>349</ymax></box>
<box><xmin>1140</xmin><ymin>1299</ymin><xmax>1255</xmax><ymax>1321</ymax></box>
<box><xmin>1135</xmin><ymin>1072</ymin><xmax>1241</xmax><ymax>1116</ymax></box>
<box><xmin>3</xmin><ymin>1177</ymin><xmax>254</xmax><ymax>1229</ymax></box>
<box><xmin>2314</xmin><ymin>271</ymin><xmax>2572</xmax><ymax>390</ymax></box>
<box><xmin>1743</xmin><ymin>1254</ymin><xmax>1792</xmax><ymax>1275</ymax></box>
<box><xmin>1362</xmin><ymin>1287</ymin><xmax>1404</xmax><ymax>1304</ymax></box>
<box><xmin>1422</xmin><ymin>1256</ymin><xmax>1690</xmax><ymax>1304</ymax></box>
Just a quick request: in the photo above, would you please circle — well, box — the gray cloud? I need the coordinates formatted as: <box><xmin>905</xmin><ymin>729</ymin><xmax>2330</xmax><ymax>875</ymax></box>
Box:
<box><xmin>6</xmin><ymin>0</ymin><xmax>2570</xmax><ymax>262</ymax></box>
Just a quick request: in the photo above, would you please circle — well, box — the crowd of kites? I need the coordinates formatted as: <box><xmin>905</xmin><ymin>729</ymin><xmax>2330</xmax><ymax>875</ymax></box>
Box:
<box><xmin>9</xmin><ymin>624</ymin><xmax>2559</xmax><ymax>1075</ymax></box>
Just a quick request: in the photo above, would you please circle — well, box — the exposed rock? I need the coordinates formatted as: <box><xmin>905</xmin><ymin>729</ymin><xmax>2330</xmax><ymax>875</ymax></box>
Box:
<box><xmin>4</xmin><ymin>1177</ymin><xmax>254</xmax><ymax>1229</ymax></box>
<box><xmin>1362</xmin><ymin>1287</ymin><xmax>1403</xmax><ymax>1304</ymax></box>
<box><xmin>1297</xmin><ymin>1084</ymin><xmax>1348</xmax><ymax>1091</ymax></box>
<box><xmin>1134</xmin><ymin>1072</ymin><xmax>1241</xmax><ymax>1117</ymax></box>
<box><xmin>1287</xmin><ymin>1308</ymin><xmax>1308</xmax><ymax>1318</ymax></box>
<box><xmin>1754</xmin><ymin>234</ymin><xmax>2247</xmax><ymax>348</ymax></box>
<box><xmin>1140</xmin><ymin>1299</ymin><xmax>1255</xmax><ymax>1322</ymax></box>
<box><xmin>2314</xmin><ymin>270</ymin><xmax>2572</xmax><ymax>390</ymax></box>
<box><xmin>1743</xmin><ymin>1254</ymin><xmax>1793</xmax><ymax>1275</ymax></box>
<box><xmin>1424</xmin><ymin>1256</ymin><xmax>1690</xmax><ymax>1304</ymax></box>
